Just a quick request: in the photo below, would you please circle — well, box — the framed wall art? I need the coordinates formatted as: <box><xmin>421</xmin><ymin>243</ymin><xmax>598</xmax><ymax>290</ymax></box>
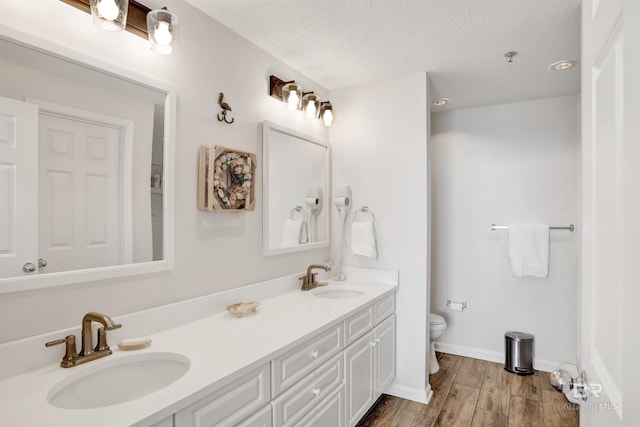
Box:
<box><xmin>198</xmin><ymin>145</ymin><xmax>256</xmax><ymax>211</ymax></box>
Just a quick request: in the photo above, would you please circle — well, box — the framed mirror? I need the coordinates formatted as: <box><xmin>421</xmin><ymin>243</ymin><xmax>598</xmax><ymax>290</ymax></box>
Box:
<box><xmin>262</xmin><ymin>121</ymin><xmax>330</xmax><ymax>256</ymax></box>
<box><xmin>0</xmin><ymin>35</ymin><xmax>175</xmax><ymax>294</ymax></box>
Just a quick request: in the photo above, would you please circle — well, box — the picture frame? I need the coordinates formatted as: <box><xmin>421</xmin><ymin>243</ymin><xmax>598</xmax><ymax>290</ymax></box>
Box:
<box><xmin>198</xmin><ymin>145</ymin><xmax>256</xmax><ymax>211</ymax></box>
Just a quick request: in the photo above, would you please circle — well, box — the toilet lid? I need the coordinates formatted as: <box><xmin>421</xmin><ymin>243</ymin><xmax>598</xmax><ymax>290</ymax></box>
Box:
<box><xmin>429</xmin><ymin>313</ymin><xmax>446</xmax><ymax>326</ymax></box>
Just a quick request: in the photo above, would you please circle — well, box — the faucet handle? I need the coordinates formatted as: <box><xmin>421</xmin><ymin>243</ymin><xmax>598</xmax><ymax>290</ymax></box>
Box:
<box><xmin>46</xmin><ymin>335</ymin><xmax>79</xmax><ymax>365</ymax></box>
<box><xmin>95</xmin><ymin>323</ymin><xmax>121</xmax><ymax>352</ymax></box>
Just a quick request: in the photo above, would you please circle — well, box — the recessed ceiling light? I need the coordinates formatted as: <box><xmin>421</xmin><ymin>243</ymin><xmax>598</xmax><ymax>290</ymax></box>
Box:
<box><xmin>549</xmin><ymin>60</ymin><xmax>576</xmax><ymax>71</ymax></box>
<box><xmin>432</xmin><ymin>98</ymin><xmax>449</xmax><ymax>106</ymax></box>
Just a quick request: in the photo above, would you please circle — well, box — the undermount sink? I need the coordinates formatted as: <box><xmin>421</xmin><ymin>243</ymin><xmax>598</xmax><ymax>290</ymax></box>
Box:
<box><xmin>311</xmin><ymin>286</ymin><xmax>365</xmax><ymax>299</ymax></box>
<box><xmin>48</xmin><ymin>352</ymin><xmax>190</xmax><ymax>409</ymax></box>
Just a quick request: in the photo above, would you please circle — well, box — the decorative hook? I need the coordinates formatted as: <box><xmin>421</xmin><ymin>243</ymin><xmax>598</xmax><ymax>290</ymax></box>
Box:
<box><xmin>217</xmin><ymin>92</ymin><xmax>234</xmax><ymax>124</ymax></box>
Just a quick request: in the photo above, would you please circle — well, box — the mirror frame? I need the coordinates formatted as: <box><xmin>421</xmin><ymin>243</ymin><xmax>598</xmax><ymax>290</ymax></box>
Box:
<box><xmin>262</xmin><ymin>121</ymin><xmax>331</xmax><ymax>256</ymax></box>
<box><xmin>0</xmin><ymin>29</ymin><xmax>175</xmax><ymax>294</ymax></box>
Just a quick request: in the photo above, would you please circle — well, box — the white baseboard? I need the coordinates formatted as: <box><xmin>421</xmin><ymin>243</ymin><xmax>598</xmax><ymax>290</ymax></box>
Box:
<box><xmin>384</xmin><ymin>382</ymin><xmax>431</xmax><ymax>404</ymax></box>
<box><xmin>434</xmin><ymin>342</ymin><xmax>561</xmax><ymax>373</ymax></box>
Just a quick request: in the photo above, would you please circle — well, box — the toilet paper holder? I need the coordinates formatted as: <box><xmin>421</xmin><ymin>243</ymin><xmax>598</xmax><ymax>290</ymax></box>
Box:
<box><xmin>447</xmin><ymin>299</ymin><xmax>467</xmax><ymax>311</ymax></box>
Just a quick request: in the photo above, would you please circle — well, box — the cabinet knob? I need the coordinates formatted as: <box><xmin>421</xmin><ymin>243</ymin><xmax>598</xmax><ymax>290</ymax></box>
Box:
<box><xmin>312</xmin><ymin>387</ymin><xmax>321</xmax><ymax>397</ymax></box>
<box><xmin>311</xmin><ymin>350</ymin><xmax>319</xmax><ymax>359</ymax></box>
<box><xmin>370</xmin><ymin>341</ymin><xmax>377</xmax><ymax>347</ymax></box>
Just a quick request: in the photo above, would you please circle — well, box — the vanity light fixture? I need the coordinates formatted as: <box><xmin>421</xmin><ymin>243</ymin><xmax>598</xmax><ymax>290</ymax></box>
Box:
<box><xmin>269</xmin><ymin>75</ymin><xmax>335</xmax><ymax>126</ymax></box>
<box><xmin>281</xmin><ymin>82</ymin><xmax>303</xmax><ymax>110</ymax></box>
<box><xmin>60</xmin><ymin>0</ymin><xmax>179</xmax><ymax>54</ymax></box>
<box><xmin>147</xmin><ymin>8</ymin><xmax>179</xmax><ymax>55</ymax></box>
<box><xmin>302</xmin><ymin>93</ymin><xmax>321</xmax><ymax>118</ymax></box>
<box><xmin>432</xmin><ymin>98</ymin><xmax>449</xmax><ymax>107</ymax></box>
<box><xmin>89</xmin><ymin>0</ymin><xmax>129</xmax><ymax>31</ymax></box>
<box><xmin>320</xmin><ymin>102</ymin><xmax>333</xmax><ymax>127</ymax></box>
<box><xmin>549</xmin><ymin>60</ymin><xmax>576</xmax><ymax>71</ymax></box>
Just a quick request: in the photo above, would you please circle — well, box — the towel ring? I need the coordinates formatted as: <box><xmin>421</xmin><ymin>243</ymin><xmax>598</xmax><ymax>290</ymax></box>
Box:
<box><xmin>353</xmin><ymin>206</ymin><xmax>375</xmax><ymax>223</ymax></box>
<box><xmin>289</xmin><ymin>206</ymin><xmax>307</xmax><ymax>221</ymax></box>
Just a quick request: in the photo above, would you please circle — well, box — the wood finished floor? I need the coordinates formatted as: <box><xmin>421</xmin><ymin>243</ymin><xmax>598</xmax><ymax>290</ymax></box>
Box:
<box><xmin>357</xmin><ymin>353</ymin><xmax>579</xmax><ymax>427</ymax></box>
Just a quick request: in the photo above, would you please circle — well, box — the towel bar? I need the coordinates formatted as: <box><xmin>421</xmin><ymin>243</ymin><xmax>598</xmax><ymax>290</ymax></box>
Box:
<box><xmin>491</xmin><ymin>224</ymin><xmax>575</xmax><ymax>232</ymax></box>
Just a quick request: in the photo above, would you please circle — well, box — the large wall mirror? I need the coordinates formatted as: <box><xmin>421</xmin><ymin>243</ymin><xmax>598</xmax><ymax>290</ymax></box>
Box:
<box><xmin>262</xmin><ymin>121</ymin><xmax>330</xmax><ymax>256</ymax></box>
<box><xmin>0</xmin><ymin>35</ymin><xmax>175</xmax><ymax>293</ymax></box>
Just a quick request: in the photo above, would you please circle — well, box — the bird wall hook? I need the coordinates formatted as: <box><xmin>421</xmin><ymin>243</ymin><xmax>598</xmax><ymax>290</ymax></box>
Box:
<box><xmin>217</xmin><ymin>92</ymin><xmax>234</xmax><ymax>124</ymax></box>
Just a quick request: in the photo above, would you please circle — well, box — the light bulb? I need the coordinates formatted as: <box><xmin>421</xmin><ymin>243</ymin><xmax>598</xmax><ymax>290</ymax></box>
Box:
<box><xmin>97</xmin><ymin>0</ymin><xmax>119</xmax><ymax>20</ymax></box>
<box><xmin>305</xmin><ymin>101</ymin><xmax>317</xmax><ymax>118</ymax></box>
<box><xmin>154</xmin><ymin>21</ymin><xmax>173</xmax><ymax>46</ymax></box>
<box><xmin>287</xmin><ymin>91</ymin><xmax>300</xmax><ymax>110</ymax></box>
<box><xmin>322</xmin><ymin>108</ymin><xmax>333</xmax><ymax>126</ymax></box>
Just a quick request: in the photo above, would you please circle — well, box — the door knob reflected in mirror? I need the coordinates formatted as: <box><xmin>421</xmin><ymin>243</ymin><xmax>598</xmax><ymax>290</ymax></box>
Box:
<box><xmin>22</xmin><ymin>262</ymin><xmax>36</xmax><ymax>273</ymax></box>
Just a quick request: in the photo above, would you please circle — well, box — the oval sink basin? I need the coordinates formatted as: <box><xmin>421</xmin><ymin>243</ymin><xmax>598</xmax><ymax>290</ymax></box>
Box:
<box><xmin>311</xmin><ymin>286</ymin><xmax>365</xmax><ymax>299</ymax></box>
<box><xmin>48</xmin><ymin>352</ymin><xmax>190</xmax><ymax>409</ymax></box>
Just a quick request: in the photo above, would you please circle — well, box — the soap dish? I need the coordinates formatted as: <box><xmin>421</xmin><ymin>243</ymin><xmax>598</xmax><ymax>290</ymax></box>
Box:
<box><xmin>117</xmin><ymin>337</ymin><xmax>152</xmax><ymax>351</ymax></box>
<box><xmin>227</xmin><ymin>302</ymin><xmax>260</xmax><ymax>318</ymax></box>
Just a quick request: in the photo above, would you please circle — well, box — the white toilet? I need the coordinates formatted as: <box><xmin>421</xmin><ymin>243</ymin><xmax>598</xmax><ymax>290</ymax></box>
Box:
<box><xmin>429</xmin><ymin>313</ymin><xmax>447</xmax><ymax>374</ymax></box>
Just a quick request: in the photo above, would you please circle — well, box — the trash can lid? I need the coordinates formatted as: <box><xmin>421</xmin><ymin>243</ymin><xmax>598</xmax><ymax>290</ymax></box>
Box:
<box><xmin>505</xmin><ymin>331</ymin><xmax>534</xmax><ymax>341</ymax></box>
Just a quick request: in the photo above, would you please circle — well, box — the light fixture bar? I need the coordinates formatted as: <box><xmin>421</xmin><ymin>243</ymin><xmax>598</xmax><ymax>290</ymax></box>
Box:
<box><xmin>269</xmin><ymin>75</ymin><xmax>294</xmax><ymax>101</ymax></box>
<box><xmin>269</xmin><ymin>75</ymin><xmax>334</xmax><ymax>126</ymax></box>
<box><xmin>59</xmin><ymin>0</ymin><xmax>151</xmax><ymax>38</ymax></box>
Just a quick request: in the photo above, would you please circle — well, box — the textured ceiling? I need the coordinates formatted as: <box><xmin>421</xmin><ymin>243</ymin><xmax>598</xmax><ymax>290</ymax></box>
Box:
<box><xmin>183</xmin><ymin>0</ymin><xmax>581</xmax><ymax>111</ymax></box>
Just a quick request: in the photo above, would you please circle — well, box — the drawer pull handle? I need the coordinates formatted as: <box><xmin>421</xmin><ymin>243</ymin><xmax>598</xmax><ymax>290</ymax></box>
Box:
<box><xmin>312</xmin><ymin>388</ymin><xmax>321</xmax><ymax>397</ymax></box>
<box><xmin>311</xmin><ymin>351</ymin><xmax>319</xmax><ymax>359</ymax></box>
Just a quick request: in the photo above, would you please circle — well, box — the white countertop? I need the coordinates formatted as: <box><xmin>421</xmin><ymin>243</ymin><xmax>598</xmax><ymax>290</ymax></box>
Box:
<box><xmin>0</xmin><ymin>279</ymin><xmax>397</xmax><ymax>427</ymax></box>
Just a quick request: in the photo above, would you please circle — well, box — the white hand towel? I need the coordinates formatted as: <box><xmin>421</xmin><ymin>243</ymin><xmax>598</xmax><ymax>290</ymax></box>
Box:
<box><xmin>351</xmin><ymin>220</ymin><xmax>378</xmax><ymax>259</ymax></box>
<box><xmin>281</xmin><ymin>219</ymin><xmax>303</xmax><ymax>246</ymax></box>
<box><xmin>508</xmin><ymin>224</ymin><xmax>550</xmax><ymax>278</ymax></box>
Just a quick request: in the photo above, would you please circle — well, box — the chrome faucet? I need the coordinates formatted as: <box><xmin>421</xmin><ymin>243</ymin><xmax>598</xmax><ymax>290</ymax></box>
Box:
<box><xmin>300</xmin><ymin>264</ymin><xmax>330</xmax><ymax>291</ymax></box>
<box><xmin>46</xmin><ymin>312</ymin><xmax>122</xmax><ymax>368</ymax></box>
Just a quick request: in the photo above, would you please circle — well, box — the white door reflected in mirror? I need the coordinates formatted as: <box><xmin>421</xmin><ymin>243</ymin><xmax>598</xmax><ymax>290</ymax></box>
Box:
<box><xmin>262</xmin><ymin>121</ymin><xmax>330</xmax><ymax>256</ymax></box>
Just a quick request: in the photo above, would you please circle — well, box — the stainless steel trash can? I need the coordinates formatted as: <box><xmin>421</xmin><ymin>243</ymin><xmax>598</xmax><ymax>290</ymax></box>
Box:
<box><xmin>504</xmin><ymin>331</ymin><xmax>534</xmax><ymax>375</ymax></box>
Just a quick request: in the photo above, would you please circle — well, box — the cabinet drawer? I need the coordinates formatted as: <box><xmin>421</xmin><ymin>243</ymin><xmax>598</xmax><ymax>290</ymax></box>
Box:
<box><xmin>344</xmin><ymin>305</ymin><xmax>374</xmax><ymax>346</ymax></box>
<box><xmin>272</xmin><ymin>353</ymin><xmax>344</xmax><ymax>426</ymax></box>
<box><xmin>272</xmin><ymin>323</ymin><xmax>343</xmax><ymax>396</ymax></box>
<box><xmin>374</xmin><ymin>293</ymin><xmax>395</xmax><ymax>324</ymax></box>
<box><xmin>174</xmin><ymin>364</ymin><xmax>270</xmax><ymax>427</ymax></box>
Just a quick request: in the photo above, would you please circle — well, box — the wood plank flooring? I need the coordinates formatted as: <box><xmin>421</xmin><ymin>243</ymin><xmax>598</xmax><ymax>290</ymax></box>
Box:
<box><xmin>357</xmin><ymin>353</ymin><xmax>579</xmax><ymax>427</ymax></box>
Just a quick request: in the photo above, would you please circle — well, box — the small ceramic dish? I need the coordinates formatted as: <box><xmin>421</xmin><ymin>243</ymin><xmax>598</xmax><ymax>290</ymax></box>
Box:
<box><xmin>227</xmin><ymin>302</ymin><xmax>260</xmax><ymax>318</ymax></box>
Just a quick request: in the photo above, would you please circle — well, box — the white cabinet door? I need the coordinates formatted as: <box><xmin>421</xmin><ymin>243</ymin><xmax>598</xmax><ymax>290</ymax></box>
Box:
<box><xmin>295</xmin><ymin>384</ymin><xmax>345</xmax><ymax>427</ymax></box>
<box><xmin>0</xmin><ymin>96</ymin><xmax>38</xmax><ymax>278</ymax></box>
<box><xmin>374</xmin><ymin>315</ymin><xmax>396</xmax><ymax>395</ymax></box>
<box><xmin>344</xmin><ymin>330</ymin><xmax>375</xmax><ymax>427</ymax></box>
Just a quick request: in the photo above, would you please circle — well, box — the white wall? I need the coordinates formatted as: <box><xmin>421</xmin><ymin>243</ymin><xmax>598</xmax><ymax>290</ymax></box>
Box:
<box><xmin>0</xmin><ymin>0</ymin><xmax>330</xmax><ymax>342</ymax></box>
<box><xmin>430</xmin><ymin>95</ymin><xmax>580</xmax><ymax>370</ymax></box>
<box><xmin>330</xmin><ymin>72</ymin><xmax>431</xmax><ymax>402</ymax></box>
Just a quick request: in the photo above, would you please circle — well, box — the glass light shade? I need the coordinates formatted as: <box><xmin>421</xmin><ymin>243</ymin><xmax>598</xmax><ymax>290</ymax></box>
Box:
<box><xmin>302</xmin><ymin>93</ymin><xmax>321</xmax><ymax>119</ymax></box>
<box><xmin>147</xmin><ymin>9</ymin><xmax>180</xmax><ymax>55</ymax></box>
<box><xmin>282</xmin><ymin>83</ymin><xmax>302</xmax><ymax>110</ymax></box>
<box><xmin>320</xmin><ymin>102</ymin><xmax>334</xmax><ymax>127</ymax></box>
<box><xmin>90</xmin><ymin>0</ymin><xmax>128</xmax><ymax>31</ymax></box>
